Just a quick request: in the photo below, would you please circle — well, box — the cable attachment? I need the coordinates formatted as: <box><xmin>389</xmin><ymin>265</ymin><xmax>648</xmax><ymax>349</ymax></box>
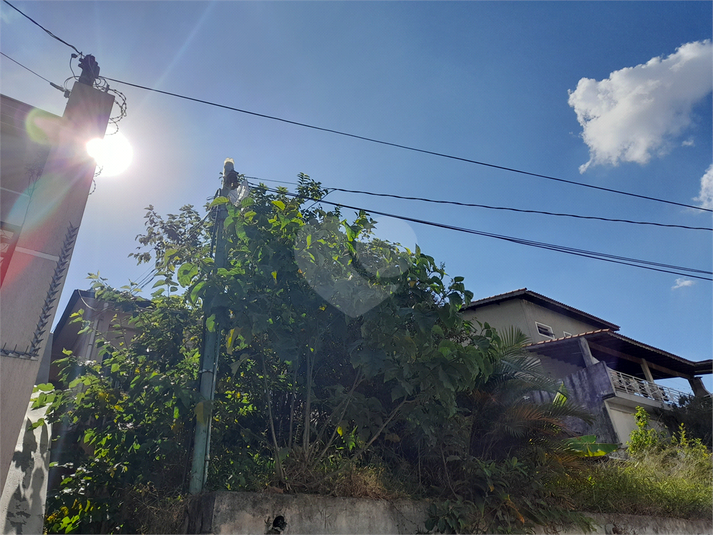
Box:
<box><xmin>49</xmin><ymin>81</ymin><xmax>70</xmax><ymax>98</ymax></box>
<box><xmin>78</xmin><ymin>54</ymin><xmax>100</xmax><ymax>86</ymax></box>
<box><xmin>222</xmin><ymin>158</ymin><xmax>250</xmax><ymax>206</ymax></box>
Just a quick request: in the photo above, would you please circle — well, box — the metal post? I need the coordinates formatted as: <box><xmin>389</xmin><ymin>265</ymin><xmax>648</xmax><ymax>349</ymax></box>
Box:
<box><xmin>189</xmin><ymin>181</ymin><xmax>230</xmax><ymax>495</ymax></box>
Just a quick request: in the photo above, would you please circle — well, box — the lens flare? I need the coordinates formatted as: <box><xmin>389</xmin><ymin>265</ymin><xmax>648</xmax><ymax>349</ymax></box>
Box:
<box><xmin>86</xmin><ymin>132</ymin><xmax>133</xmax><ymax>177</ymax></box>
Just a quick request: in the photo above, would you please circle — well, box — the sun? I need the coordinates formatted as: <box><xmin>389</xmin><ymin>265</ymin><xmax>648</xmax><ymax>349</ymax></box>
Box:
<box><xmin>86</xmin><ymin>132</ymin><xmax>133</xmax><ymax>177</ymax></box>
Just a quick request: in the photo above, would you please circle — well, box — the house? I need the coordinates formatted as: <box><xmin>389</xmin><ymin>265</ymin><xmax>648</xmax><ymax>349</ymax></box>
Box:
<box><xmin>48</xmin><ymin>289</ymin><xmax>141</xmax><ymax>383</ymax></box>
<box><xmin>462</xmin><ymin>288</ymin><xmax>712</xmax><ymax>445</ymax></box>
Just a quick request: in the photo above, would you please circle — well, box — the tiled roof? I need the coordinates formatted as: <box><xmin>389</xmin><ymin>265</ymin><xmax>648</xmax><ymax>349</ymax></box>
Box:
<box><xmin>526</xmin><ymin>329</ymin><xmax>712</xmax><ymax>378</ymax></box>
<box><xmin>527</xmin><ymin>329</ymin><xmax>612</xmax><ymax>346</ymax></box>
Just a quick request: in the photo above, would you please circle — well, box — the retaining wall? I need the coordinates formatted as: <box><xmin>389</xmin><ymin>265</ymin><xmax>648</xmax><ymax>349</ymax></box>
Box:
<box><xmin>186</xmin><ymin>492</ymin><xmax>712</xmax><ymax>534</ymax></box>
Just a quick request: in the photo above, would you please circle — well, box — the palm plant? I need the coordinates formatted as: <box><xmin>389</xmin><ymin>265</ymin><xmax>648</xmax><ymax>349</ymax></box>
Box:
<box><xmin>464</xmin><ymin>327</ymin><xmax>592</xmax><ymax>461</ymax></box>
<box><xmin>419</xmin><ymin>327</ymin><xmax>597</xmax><ymax>533</ymax></box>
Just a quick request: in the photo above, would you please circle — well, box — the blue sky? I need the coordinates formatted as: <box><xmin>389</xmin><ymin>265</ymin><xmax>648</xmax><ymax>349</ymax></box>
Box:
<box><xmin>1</xmin><ymin>1</ymin><xmax>711</xmax><ymax>392</ymax></box>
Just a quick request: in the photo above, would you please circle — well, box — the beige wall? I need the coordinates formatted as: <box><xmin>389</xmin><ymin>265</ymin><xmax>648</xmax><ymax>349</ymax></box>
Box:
<box><xmin>604</xmin><ymin>401</ymin><xmax>639</xmax><ymax>445</ymax></box>
<box><xmin>464</xmin><ymin>298</ymin><xmax>604</xmax><ymax>343</ymax></box>
<box><xmin>463</xmin><ymin>299</ymin><xmax>530</xmax><ymax>337</ymax></box>
<box><xmin>0</xmin><ymin>401</ymin><xmax>51</xmax><ymax>535</ymax></box>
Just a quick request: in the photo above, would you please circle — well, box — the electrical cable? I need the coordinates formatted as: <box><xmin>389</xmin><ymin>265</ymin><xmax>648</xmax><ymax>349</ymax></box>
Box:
<box><xmin>2</xmin><ymin>0</ymin><xmax>83</xmax><ymax>57</ymax></box>
<box><xmin>0</xmin><ymin>52</ymin><xmax>127</xmax><ymax>137</ymax></box>
<box><xmin>0</xmin><ymin>51</ymin><xmax>68</xmax><ymax>95</ymax></box>
<box><xmin>3</xmin><ymin>0</ymin><xmax>709</xmax><ymax>213</ymax></box>
<box><xmin>255</xmin><ymin>184</ymin><xmax>712</xmax><ymax>281</ymax></box>
<box><xmin>101</xmin><ymin>76</ymin><xmax>713</xmax><ymax>214</ymax></box>
<box><xmin>1</xmin><ymin>51</ymin><xmax>51</xmax><ymax>84</ymax></box>
<box><xmin>244</xmin><ymin>176</ymin><xmax>711</xmax><ymax>232</ymax></box>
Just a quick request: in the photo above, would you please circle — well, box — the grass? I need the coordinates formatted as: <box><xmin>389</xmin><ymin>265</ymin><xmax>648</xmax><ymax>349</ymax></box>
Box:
<box><xmin>559</xmin><ymin>441</ymin><xmax>712</xmax><ymax>519</ymax></box>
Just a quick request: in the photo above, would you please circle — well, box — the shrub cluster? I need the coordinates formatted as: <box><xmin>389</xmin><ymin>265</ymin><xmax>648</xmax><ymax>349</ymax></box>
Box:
<box><xmin>559</xmin><ymin>406</ymin><xmax>712</xmax><ymax>520</ymax></box>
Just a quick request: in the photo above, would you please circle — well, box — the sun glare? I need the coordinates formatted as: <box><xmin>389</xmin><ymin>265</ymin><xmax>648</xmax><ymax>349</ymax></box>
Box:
<box><xmin>86</xmin><ymin>132</ymin><xmax>133</xmax><ymax>177</ymax></box>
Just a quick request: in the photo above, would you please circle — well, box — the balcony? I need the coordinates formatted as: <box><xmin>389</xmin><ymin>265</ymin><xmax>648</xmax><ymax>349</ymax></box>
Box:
<box><xmin>608</xmin><ymin>368</ymin><xmax>688</xmax><ymax>407</ymax></box>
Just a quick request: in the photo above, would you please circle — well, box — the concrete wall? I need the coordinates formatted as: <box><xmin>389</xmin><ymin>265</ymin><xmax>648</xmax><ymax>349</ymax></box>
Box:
<box><xmin>0</xmin><ymin>402</ymin><xmax>51</xmax><ymax>535</ymax></box>
<box><xmin>0</xmin><ymin>358</ymin><xmax>43</xmax><ymax>493</ymax></box>
<box><xmin>535</xmin><ymin>513</ymin><xmax>713</xmax><ymax>535</ymax></box>
<box><xmin>532</xmin><ymin>361</ymin><xmax>620</xmax><ymax>445</ymax></box>
<box><xmin>538</xmin><ymin>354</ymin><xmax>586</xmax><ymax>380</ymax></box>
<box><xmin>188</xmin><ymin>492</ymin><xmax>427</xmax><ymax>535</ymax></box>
<box><xmin>188</xmin><ymin>492</ymin><xmax>712</xmax><ymax>535</ymax></box>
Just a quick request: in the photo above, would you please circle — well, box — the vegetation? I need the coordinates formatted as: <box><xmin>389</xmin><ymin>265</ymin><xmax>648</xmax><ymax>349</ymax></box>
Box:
<box><xmin>655</xmin><ymin>394</ymin><xmax>712</xmax><ymax>450</ymax></box>
<box><xmin>41</xmin><ymin>175</ymin><xmax>712</xmax><ymax>533</ymax></box>
<box><xmin>560</xmin><ymin>406</ymin><xmax>713</xmax><ymax>520</ymax></box>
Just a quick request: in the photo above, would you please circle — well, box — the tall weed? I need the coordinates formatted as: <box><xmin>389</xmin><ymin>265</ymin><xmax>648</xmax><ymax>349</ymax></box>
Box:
<box><xmin>560</xmin><ymin>407</ymin><xmax>712</xmax><ymax>519</ymax></box>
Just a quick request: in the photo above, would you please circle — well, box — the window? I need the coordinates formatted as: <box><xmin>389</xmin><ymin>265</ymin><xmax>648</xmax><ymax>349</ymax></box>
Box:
<box><xmin>535</xmin><ymin>321</ymin><xmax>555</xmax><ymax>338</ymax></box>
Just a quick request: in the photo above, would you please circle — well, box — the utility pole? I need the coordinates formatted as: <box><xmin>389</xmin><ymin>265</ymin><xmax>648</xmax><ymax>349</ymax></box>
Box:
<box><xmin>189</xmin><ymin>160</ymin><xmax>245</xmax><ymax>494</ymax></box>
<box><xmin>0</xmin><ymin>56</ymin><xmax>113</xmax><ymax>495</ymax></box>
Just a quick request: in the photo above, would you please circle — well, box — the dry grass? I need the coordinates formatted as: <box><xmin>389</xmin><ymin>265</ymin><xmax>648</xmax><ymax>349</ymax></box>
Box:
<box><xmin>328</xmin><ymin>464</ymin><xmax>402</xmax><ymax>499</ymax></box>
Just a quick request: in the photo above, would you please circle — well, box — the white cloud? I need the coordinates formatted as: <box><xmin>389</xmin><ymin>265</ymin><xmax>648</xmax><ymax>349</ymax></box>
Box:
<box><xmin>682</xmin><ymin>137</ymin><xmax>695</xmax><ymax>147</ymax></box>
<box><xmin>568</xmin><ymin>40</ymin><xmax>713</xmax><ymax>173</ymax></box>
<box><xmin>672</xmin><ymin>278</ymin><xmax>695</xmax><ymax>290</ymax></box>
<box><xmin>693</xmin><ymin>163</ymin><xmax>713</xmax><ymax>209</ymax></box>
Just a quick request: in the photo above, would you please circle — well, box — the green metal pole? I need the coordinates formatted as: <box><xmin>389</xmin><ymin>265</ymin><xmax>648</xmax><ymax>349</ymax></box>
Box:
<box><xmin>189</xmin><ymin>182</ymin><xmax>229</xmax><ymax>494</ymax></box>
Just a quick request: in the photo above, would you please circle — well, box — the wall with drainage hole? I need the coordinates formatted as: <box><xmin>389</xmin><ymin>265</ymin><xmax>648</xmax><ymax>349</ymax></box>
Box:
<box><xmin>186</xmin><ymin>492</ymin><xmax>712</xmax><ymax>535</ymax></box>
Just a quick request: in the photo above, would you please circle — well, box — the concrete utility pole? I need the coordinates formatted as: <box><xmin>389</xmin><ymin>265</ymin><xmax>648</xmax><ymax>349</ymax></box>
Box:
<box><xmin>188</xmin><ymin>163</ymin><xmax>236</xmax><ymax>494</ymax></box>
<box><xmin>0</xmin><ymin>57</ymin><xmax>114</xmax><ymax>496</ymax></box>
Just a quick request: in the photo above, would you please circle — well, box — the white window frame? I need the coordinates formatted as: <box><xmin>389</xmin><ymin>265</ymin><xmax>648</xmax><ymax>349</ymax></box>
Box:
<box><xmin>535</xmin><ymin>321</ymin><xmax>555</xmax><ymax>338</ymax></box>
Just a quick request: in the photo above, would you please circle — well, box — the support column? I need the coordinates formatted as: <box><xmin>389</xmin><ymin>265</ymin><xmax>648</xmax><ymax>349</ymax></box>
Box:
<box><xmin>640</xmin><ymin>359</ymin><xmax>655</xmax><ymax>383</ymax></box>
<box><xmin>578</xmin><ymin>337</ymin><xmax>598</xmax><ymax>368</ymax></box>
<box><xmin>688</xmin><ymin>377</ymin><xmax>710</xmax><ymax>398</ymax></box>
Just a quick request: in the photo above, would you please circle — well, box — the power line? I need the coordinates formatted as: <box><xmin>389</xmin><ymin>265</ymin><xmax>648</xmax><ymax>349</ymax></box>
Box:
<box><xmin>1</xmin><ymin>51</ymin><xmax>51</xmax><ymax>83</ymax></box>
<box><xmin>244</xmin><ymin>176</ymin><xmax>711</xmax><ymax>232</ymax></box>
<box><xmin>2</xmin><ymin>0</ymin><xmax>83</xmax><ymax>57</ymax></box>
<box><xmin>0</xmin><ymin>51</ymin><xmax>68</xmax><ymax>94</ymax></box>
<box><xmin>4</xmin><ymin>0</ymin><xmax>710</xmax><ymax>214</ymax></box>
<box><xmin>11</xmin><ymin>46</ymin><xmax>701</xmax><ymax>234</ymax></box>
<box><xmin>256</xmin><ymin>185</ymin><xmax>712</xmax><ymax>281</ymax></box>
<box><xmin>101</xmin><ymin>76</ymin><xmax>713</xmax><ymax>214</ymax></box>
<box><xmin>331</xmin><ymin>187</ymin><xmax>713</xmax><ymax>232</ymax></box>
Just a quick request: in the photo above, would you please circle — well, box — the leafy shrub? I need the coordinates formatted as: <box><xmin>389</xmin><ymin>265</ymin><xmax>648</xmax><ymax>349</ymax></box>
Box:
<box><xmin>656</xmin><ymin>394</ymin><xmax>712</xmax><ymax>450</ymax></box>
<box><xmin>626</xmin><ymin>405</ymin><xmax>664</xmax><ymax>455</ymax></box>
<box><xmin>561</xmin><ymin>407</ymin><xmax>713</xmax><ymax>519</ymax></box>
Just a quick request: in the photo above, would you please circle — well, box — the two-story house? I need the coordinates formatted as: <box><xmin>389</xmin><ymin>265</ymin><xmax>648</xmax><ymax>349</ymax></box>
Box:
<box><xmin>462</xmin><ymin>288</ymin><xmax>712</xmax><ymax>445</ymax></box>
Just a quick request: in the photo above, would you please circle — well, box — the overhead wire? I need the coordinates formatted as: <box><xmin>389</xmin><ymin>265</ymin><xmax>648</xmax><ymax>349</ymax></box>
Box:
<box><xmin>2</xmin><ymin>0</ymin><xmax>709</xmax><ymax>214</ymax></box>
<box><xmin>101</xmin><ymin>76</ymin><xmax>713</xmax><ymax>214</ymax></box>
<box><xmin>1</xmin><ymin>51</ymin><xmax>52</xmax><ymax>84</ymax></box>
<box><xmin>0</xmin><ymin>51</ymin><xmax>68</xmax><ymax>95</ymax></box>
<box><xmin>3</xmin><ymin>2</ymin><xmax>710</xmax><ymax>280</ymax></box>
<box><xmin>244</xmin><ymin>176</ymin><xmax>712</xmax><ymax>232</ymax></box>
<box><xmin>253</xmin><ymin>183</ymin><xmax>712</xmax><ymax>281</ymax></box>
<box><xmin>2</xmin><ymin>0</ymin><xmax>83</xmax><ymax>57</ymax></box>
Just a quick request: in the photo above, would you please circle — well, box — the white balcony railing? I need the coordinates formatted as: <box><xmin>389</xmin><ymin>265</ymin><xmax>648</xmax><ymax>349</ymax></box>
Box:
<box><xmin>608</xmin><ymin>368</ymin><xmax>688</xmax><ymax>407</ymax></box>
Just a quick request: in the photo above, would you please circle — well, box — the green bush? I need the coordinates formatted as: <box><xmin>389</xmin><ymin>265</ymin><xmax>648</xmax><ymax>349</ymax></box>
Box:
<box><xmin>561</xmin><ymin>407</ymin><xmax>713</xmax><ymax>519</ymax></box>
<box><xmin>656</xmin><ymin>394</ymin><xmax>712</xmax><ymax>450</ymax></box>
